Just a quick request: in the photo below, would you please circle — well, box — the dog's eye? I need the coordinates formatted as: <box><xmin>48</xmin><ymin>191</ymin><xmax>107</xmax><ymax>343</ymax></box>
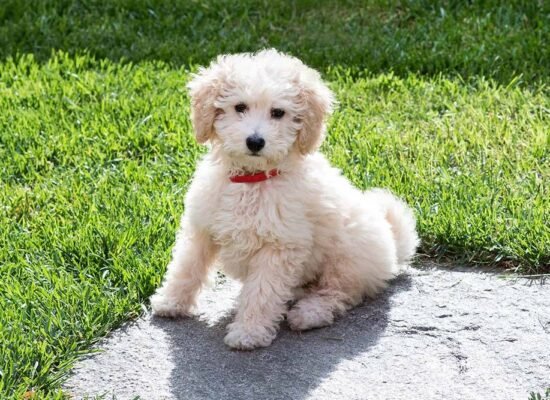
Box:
<box><xmin>271</xmin><ymin>108</ymin><xmax>285</xmax><ymax>119</ymax></box>
<box><xmin>235</xmin><ymin>103</ymin><xmax>248</xmax><ymax>113</ymax></box>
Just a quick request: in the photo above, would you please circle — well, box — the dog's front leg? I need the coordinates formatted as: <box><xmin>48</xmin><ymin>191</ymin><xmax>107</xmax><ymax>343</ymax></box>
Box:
<box><xmin>150</xmin><ymin>221</ymin><xmax>217</xmax><ymax>317</ymax></box>
<box><xmin>224</xmin><ymin>247</ymin><xmax>304</xmax><ymax>350</ymax></box>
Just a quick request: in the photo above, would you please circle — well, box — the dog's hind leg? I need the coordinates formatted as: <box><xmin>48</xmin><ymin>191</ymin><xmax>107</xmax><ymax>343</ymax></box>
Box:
<box><xmin>286</xmin><ymin>260</ymin><xmax>368</xmax><ymax>331</ymax></box>
<box><xmin>288</xmin><ymin>211</ymin><xmax>402</xmax><ymax>331</ymax></box>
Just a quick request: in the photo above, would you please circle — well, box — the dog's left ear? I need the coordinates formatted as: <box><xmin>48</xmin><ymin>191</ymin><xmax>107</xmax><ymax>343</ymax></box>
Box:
<box><xmin>187</xmin><ymin>61</ymin><xmax>226</xmax><ymax>144</ymax></box>
<box><xmin>295</xmin><ymin>68</ymin><xmax>334</xmax><ymax>154</ymax></box>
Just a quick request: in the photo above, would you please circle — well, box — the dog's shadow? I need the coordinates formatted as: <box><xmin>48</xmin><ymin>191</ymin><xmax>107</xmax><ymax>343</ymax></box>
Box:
<box><xmin>152</xmin><ymin>273</ymin><xmax>412</xmax><ymax>400</ymax></box>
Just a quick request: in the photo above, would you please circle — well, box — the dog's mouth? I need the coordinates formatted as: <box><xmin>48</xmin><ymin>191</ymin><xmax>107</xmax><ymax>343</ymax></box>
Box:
<box><xmin>247</xmin><ymin>152</ymin><xmax>261</xmax><ymax>157</ymax></box>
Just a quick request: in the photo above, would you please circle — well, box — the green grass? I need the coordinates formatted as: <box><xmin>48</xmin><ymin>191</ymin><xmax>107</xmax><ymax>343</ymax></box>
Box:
<box><xmin>0</xmin><ymin>55</ymin><xmax>195</xmax><ymax>398</ymax></box>
<box><xmin>0</xmin><ymin>0</ymin><xmax>549</xmax><ymax>84</ymax></box>
<box><xmin>327</xmin><ymin>71</ymin><xmax>548</xmax><ymax>269</ymax></box>
<box><xmin>0</xmin><ymin>0</ymin><xmax>548</xmax><ymax>398</ymax></box>
<box><xmin>530</xmin><ymin>388</ymin><xmax>550</xmax><ymax>400</ymax></box>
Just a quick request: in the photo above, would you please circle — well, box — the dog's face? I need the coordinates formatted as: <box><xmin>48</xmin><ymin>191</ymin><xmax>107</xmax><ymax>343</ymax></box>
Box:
<box><xmin>187</xmin><ymin>50</ymin><xmax>334</xmax><ymax>171</ymax></box>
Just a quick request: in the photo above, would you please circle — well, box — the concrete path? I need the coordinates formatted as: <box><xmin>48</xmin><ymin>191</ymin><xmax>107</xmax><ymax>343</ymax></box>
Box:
<box><xmin>64</xmin><ymin>265</ymin><xmax>549</xmax><ymax>400</ymax></box>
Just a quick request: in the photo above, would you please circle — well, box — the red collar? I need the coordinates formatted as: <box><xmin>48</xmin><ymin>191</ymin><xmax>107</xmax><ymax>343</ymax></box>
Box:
<box><xmin>229</xmin><ymin>169</ymin><xmax>279</xmax><ymax>183</ymax></box>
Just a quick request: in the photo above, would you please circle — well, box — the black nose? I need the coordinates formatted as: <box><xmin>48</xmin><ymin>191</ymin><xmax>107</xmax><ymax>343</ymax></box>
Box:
<box><xmin>246</xmin><ymin>134</ymin><xmax>265</xmax><ymax>153</ymax></box>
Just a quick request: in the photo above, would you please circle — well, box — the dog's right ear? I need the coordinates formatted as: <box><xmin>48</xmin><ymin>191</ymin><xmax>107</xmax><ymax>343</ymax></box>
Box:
<box><xmin>187</xmin><ymin>62</ymin><xmax>225</xmax><ymax>144</ymax></box>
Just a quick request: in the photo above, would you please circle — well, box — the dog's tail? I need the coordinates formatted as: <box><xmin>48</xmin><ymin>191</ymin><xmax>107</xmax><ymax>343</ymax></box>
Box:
<box><xmin>365</xmin><ymin>189</ymin><xmax>420</xmax><ymax>266</ymax></box>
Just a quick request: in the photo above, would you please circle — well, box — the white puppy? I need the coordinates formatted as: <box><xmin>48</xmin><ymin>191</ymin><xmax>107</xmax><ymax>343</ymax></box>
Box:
<box><xmin>151</xmin><ymin>49</ymin><xmax>419</xmax><ymax>350</ymax></box>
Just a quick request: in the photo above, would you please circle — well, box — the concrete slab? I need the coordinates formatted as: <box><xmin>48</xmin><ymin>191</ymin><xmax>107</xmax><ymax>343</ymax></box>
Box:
<box><xmin>64</xmin><ymin>266</ymin><xmax>549</xmax><ymax>400</ymax></box>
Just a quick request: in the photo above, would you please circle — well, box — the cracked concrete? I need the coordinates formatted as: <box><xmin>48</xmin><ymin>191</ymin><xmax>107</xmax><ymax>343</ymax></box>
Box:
<box><xmin>64</xmin><ymin>265</ymin><xmax>549</xmax><ymax>400</ymax></box>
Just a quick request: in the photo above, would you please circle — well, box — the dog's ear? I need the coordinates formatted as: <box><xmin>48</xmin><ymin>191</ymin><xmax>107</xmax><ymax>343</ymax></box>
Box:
<box><xmin>295</xmin><ymin>68</ymin><xmax>334</xmax><ymax>154</ymax></box>
<box><xmin>187</xmin><ymin>62</ymin><xmax>226</xmax><ymax>144</ymax></box>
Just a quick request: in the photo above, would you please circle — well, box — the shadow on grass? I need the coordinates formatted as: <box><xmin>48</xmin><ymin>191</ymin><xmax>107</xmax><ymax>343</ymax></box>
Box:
<box><xmin>0</xmin><ymin>0</ymin><xmax>548</xmax><ymax>84</ymax></box>
<box><xmin>152</xmin><ymin>273</ymin><xmax>412</xmax><ymax>400</ymax></box>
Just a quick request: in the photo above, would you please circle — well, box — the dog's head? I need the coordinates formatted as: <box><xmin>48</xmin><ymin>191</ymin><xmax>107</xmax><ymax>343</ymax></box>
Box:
<box><xmin>187</xmin><ymin>49</ymin><xmax>334</xmax><ymax>171</ymax></box>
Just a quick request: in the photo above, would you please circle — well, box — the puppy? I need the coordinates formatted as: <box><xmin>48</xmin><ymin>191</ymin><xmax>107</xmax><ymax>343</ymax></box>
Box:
<box><xmin>150</xmin><ymin>49</ymin><xmax>419</xmax><ymax>350</ymax></box>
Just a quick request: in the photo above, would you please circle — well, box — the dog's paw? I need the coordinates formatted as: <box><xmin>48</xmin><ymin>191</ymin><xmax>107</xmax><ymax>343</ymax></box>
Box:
<box><xmin>224</xmin><ymin>323</ymin><xmax>275</xmax><ymax>350</ymax></box>
<box><xmin>287</xmin><ymin>302</ymin><xmax>334</xmax><ymax>331</ymax></box>
<box><xmin>150</xmin><ymin>293</ymin><xmax>193</xmax><ymax>318</ymax></box>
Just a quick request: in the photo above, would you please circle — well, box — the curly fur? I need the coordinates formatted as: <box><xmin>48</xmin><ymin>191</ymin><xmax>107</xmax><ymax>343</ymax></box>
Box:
<box><xmin>150</xmin><ymin>49</ymin><xmax>419</xmax><ymax>350</ymax></box>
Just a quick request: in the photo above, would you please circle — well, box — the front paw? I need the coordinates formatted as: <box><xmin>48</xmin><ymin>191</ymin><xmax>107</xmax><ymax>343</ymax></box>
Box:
<box><xmin>150</xmin><ymin>293</ymin><xmax>193</xmax><ymax>318</ymax></box>
<box><xmin>224</xmin><ymin>322</ymin><xmax>275</xmax><ymax>350</ymax></box>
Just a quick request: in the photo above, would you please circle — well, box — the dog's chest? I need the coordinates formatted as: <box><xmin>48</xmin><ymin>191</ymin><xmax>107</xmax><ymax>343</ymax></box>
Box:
<box><xmin>208</xmin><ymin>184</ymin><xmax>288</xmax><ymax>254</ymax></box>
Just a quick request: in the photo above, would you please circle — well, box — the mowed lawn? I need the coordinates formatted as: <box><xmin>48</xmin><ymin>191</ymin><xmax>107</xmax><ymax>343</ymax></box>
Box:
<box><xmin>0</xmin><ymin>0</ymin><xmax>549</xmax><ymax>398</ymax></box>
